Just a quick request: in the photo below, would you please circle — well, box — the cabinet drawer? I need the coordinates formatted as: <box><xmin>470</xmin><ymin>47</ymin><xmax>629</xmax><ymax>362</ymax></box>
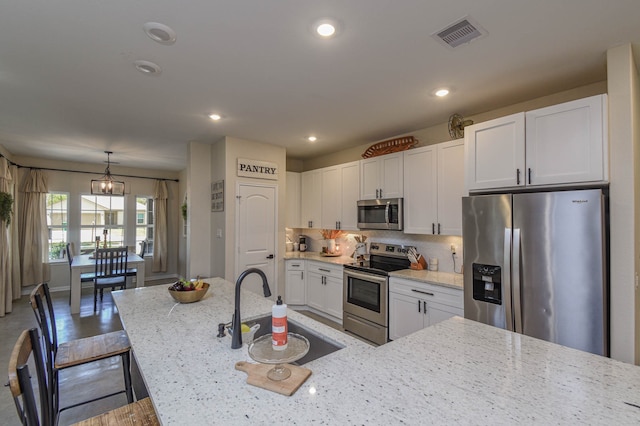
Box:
<box><xmin>389</xmin><ymin>278</ymin><xmax>463</xmax><ymax>309</ymax></box>
<box><xmin>286</xmin><ymin>260</ymin><xmax>305</xmax><ymax>271</ymax></box>
<box><xmin>306</xmin><ymin>261</ymin><xmax>343</xmax><ymax>278</ymax></box>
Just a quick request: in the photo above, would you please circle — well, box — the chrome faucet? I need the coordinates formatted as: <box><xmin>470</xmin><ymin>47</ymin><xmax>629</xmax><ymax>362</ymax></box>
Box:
<box><xmin>231</xmin><ymin>268</ymin><xmax>272</xmax><ymax>349</ymax></box>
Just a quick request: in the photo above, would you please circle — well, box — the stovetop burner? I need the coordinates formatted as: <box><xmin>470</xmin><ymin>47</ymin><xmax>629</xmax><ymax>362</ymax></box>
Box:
<box><xmin>344</xmin><ymin>242</ymin><xmax>413</xmax><ymax>276</ymax></box>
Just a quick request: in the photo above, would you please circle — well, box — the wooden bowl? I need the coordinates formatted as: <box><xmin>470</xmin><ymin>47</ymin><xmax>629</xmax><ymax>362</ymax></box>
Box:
<box><xmin>168</xmin><ymin>282</ymin><xmax>210</xmax><ymax>303</ymax></box>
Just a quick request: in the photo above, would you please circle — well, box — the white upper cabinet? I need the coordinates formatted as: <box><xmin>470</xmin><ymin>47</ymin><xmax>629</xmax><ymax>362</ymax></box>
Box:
<box><xmin>403</xmin><ymin>139</ymin><xmax>464</xmax><ymax>236</ymax></box>
<box><xmin>321</xmin><ymin>166</ymin><xmax>340</xmax><ymax>229</ymax></box>
<box><xmin>339</xmin><ymin>161</ymin><xmax>360</xmax><ymax>230</ymax></box>
<box><xmin>525</xmin><ymin>94</ymin><xmax>607</xmax><ymax>186</ymax></box>
<box><xmin>321</xmin><ymin>161</ymin><xmax>359</xmax><ymax>230</ymax></box>
<box><xmin>437</xmin><ymin>140</ymin><xmax>465</xmax><ymax>235</ymax></box>
<box><xmin>465</xmin><ymin>94</ymin><xmax>608</xmax><ymax>192</ymax></box>
<box><xmin>285</xmin><ymin>171</ymin><xmax>301</xmax><ymax>228</ymax></box>
<box><xmin>465</xmin><ymin>112</ymin><xmax>525</xmax><ymax>191</ymax></box>
<box><xmin>360</xmin><ymin>152</ymin><xmax>403</xmax><ymax>200</ymax></box>
<box><xmin>403</xmin><ymin>145</ymin><xmax>437</xmax><ymax>234</ymax></box>
<box><xmin>301</xmin><ymin>169</ymin><xmax>322</xmax><ymax>229</ymax></box>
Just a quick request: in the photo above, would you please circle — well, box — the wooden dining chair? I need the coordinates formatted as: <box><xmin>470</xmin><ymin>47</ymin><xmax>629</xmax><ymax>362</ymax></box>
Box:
<box><xmin>29</xmin><ymin>283</ymin><xmax>133</xmax><ymax>425</ymax></box>
<box><xmin>125</xmin><ymin>240</ymin><xmax>147</xmax><ymax>284</ymax></box>
<box><xmin>9</xmin><ymin>327</ymin><xmax>159</xmax><ymax>426</ymax></box>
<box><xmin>93</xmin><ymin>247</ymin><xmax>128</xmax><ymax>312</ymax></box>
<box><xmin>66</xmin><ymin>243</ymin><xmax>95</xmax><ymax>305</ymax></box>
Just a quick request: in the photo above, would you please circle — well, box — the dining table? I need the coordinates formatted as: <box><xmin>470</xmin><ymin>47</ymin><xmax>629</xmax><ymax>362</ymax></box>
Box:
<box><xmin>70</xmin><ymin>252</ymin><xmax>145</xmax><ymax>314</ymax></box>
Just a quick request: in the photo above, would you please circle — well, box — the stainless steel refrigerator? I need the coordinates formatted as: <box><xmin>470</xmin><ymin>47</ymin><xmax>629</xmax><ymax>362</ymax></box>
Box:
<box><xmin>462</xmin><ymin>189</ymin><xmax>608</xmax><ymax>356</ymax></box>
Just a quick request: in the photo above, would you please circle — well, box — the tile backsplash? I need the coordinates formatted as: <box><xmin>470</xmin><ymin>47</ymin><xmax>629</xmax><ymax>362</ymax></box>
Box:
<box><xmin>286</xmin><ymin>228</ymin><xmax>463</xmax><ymax>275</ymax></box>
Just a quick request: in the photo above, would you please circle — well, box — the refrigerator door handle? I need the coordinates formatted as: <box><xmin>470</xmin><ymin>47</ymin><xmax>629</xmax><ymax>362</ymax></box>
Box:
<box><xmin>504</xmin><ymin>228</ymin><xmax>514</xmax><ymax>332</ymax></box>
<box><xmin>512</xmin><ymin>228</ymin><xmax>523</xmax><ymax>333</ymax></box>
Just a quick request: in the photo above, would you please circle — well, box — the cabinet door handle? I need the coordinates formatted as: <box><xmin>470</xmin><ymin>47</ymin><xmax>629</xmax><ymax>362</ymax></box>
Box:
<box><xmin>379</xmin><ymin>188</ymin><xmax>383</xmax><ymax>198</ymax></box>
<box><xmin>423</xmin><ymin>301</ymin><xmax>427</xmax><ymax>314</ymax></box>
<box><xmin>528</xmin><ymin>168</ymin><xmax>532</xmax><ymax>184</ymax></box>
<box><xmin>301</xmin><ymin>271</ymin><xmax>304</xmax><ymax>280</ymax></box>
<box><xmin>319</xmin><ymin>268</ymin><xmax>331</xmax><ymax>273</ymax></box>
<box><xmin>411</xmin><ymin>289</ymin><xmax>434</xmax><ymax>296</ymax></box>
<box><xmin>266</xmin><ymin>254</ymin><xmax>274</xmax><ymax>259</ymax></box>
<box><xmin>516</xmin><ymin>168</ymin><xmax>521</xmax><ymax>185</ymax></box>
<box><xmin>432</xmin><ymin>223</ymin><xmax>435</xmax><ymax>234</ymax></box>
<box><xmin>308</xmin><ymin>220</ymin><xmax>312</xmax><ymax>228</ymax></box>
<box><xmin>437</xmin><ymin>223</ymin><xmax>441</xmax><ymax>234</ymax></box>
<box><xmin>418</xmin><ymin>300</ymin><xmax>421</xmax><ymax>313</ymax></box>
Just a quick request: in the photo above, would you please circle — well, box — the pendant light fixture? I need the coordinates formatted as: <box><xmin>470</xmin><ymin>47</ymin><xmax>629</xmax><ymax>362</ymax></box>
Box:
<box><xmin>91</xmin><ymin>151</ymin><xmax>125</xmax><ymax>195</ymax></box>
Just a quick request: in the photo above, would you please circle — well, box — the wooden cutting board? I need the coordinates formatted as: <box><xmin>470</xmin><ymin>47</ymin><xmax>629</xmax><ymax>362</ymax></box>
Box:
<box><xmin>235</xmin><ymin>361</ymin><xmax>312</xmax><ymax>396</ymax></box>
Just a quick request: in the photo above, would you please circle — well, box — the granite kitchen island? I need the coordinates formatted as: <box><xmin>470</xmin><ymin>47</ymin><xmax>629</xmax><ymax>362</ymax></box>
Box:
<box><xmin>113</xmin><ymin>278</ymin><xmax>640</xmax><ymax>425</ymax></box>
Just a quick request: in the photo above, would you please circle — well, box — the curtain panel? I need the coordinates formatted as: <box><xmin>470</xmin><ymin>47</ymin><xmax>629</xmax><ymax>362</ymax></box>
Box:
<box><xmin>19</xmin><ymin>169</ymin><xmax>50</xmax><ymax>287</ymax></box>
<box><xmin>0</xmin><ymin>158</ymin><xmax>13</xmax><ymax>316</ymax></box>
<box><xmin>153</xmin><ymin>180</ymin><xmax>168</xmax><ymax>273</ymax></box>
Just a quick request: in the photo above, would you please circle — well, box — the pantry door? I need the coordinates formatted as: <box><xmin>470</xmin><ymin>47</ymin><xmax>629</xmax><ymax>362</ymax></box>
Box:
<box><xmin>236</xmin><ymin>183</ymin><xmax>277</xmax><ymax>298</ymax></box>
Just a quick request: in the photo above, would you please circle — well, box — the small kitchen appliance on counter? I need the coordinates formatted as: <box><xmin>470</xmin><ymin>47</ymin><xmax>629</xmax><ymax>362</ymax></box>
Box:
<box><xmin>298</xmin><ymin>235</ymin><xmax>308</xmax><ymax>252</ymax></box>
<box><xmin>343</xmin><ymin>242</ymin><xmax>413</xmax><ymax>345</ymax></box>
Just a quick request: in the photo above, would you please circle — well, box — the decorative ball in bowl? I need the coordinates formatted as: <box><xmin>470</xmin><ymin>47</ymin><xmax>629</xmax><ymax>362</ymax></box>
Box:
<box><xmin>168</xmin><ymin>279</ymin><xmax>210</xmax><ymax>303</ymax></box>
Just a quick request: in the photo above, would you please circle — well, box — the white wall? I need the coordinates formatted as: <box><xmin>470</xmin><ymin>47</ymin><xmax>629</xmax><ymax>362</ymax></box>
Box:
<box><xmin>607</xmin><ymin>44</ymin><xmax>639</xmax><ymax>363</ymax></box>
<box><xmin>222</xmin><ymin>137</ymin><xmax>287</xmax><ymax>298</ymax></box>
<box><xmin>210</xmin><ymin>139</ymin><xmax>226</xmax><ymax>278</ymax></box>
<box><xmin>186</xmin><ymin>142</ymin><xmax>213</xmax><ymax>278</ymax></box>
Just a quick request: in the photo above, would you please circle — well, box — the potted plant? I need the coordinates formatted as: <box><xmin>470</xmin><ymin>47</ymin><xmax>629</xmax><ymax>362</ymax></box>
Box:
<box><xmin>0</xmin><ymin>191</ymin><xmax>13</xmax><ymax>227</ymax></box>
<box><xmin>181</xmin><ymin>201</ymin><xmax>187</xmax><ymax>221</ymax></box>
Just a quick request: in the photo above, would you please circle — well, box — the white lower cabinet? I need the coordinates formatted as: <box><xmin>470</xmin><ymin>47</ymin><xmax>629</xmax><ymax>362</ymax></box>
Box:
<box><xmin>285</xmin><ymin>260</ymin><xmax>306</xmax><ymax>305</ymax></box>
<box><xmin>388</xmin><ymin>277</ymin><xmax>463</xmax><ymax>340</ymax></box>
<box><xmin>306</xmin><ymin>261</ymin><xmax>343</xmax><ymax>320</ymax></box>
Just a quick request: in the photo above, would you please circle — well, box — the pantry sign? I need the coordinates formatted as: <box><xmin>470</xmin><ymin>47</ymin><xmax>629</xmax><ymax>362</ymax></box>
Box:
<box><xmin>237</xmin><ymin>158</ymin><xmax>278</xmax><ymax>180</ymax></box>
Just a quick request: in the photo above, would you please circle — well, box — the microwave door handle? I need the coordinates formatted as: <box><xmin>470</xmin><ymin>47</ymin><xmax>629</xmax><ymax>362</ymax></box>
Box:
<box><xmin>385</xmin><ymin>203</ymin><xmax>390</xmax><ymax>228</ymax></box>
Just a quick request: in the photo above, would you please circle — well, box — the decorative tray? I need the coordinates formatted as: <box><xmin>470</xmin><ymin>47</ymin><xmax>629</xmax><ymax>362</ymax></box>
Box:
<box><xmin>361</xmin><ymin>136</ymin><xmax>418</xmax><ymax>159</ymax></box>
<box><xmin>320</xmin><ymin>253</ymin><xmax>343</xmax><ymax>257</ymax></box>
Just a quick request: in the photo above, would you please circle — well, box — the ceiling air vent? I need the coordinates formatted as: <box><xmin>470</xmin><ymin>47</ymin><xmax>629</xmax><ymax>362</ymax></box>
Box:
<box><xmin>432</xmin><ymin>16</ymin><xmax>487</xmax><ymax>49</ymax></box>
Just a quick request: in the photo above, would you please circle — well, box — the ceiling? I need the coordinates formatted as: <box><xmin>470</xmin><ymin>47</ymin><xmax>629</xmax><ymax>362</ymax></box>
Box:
<box><xmin>1</xmin><ymin>1</ymin><xmax>639</xmax><ymax>171</ymax></box>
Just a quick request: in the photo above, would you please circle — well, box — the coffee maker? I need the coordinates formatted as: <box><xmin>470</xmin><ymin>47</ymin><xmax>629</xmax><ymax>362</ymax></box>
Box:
<box><xmin>298</xmin><ymin>235</ymin><xmax>308</xmax><ymax>252</ymax></box>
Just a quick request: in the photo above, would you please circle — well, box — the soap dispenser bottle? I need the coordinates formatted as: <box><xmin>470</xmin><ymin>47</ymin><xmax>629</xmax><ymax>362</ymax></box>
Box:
<box><xmin>272</xmin><ymin>296</ymin><xmax>288</xmax><ymax>351</ymax></box>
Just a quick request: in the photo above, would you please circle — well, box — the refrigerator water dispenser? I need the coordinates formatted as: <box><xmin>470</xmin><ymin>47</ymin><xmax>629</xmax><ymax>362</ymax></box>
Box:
<box><xmin>472</xmin><ymin>264</ymin><xmax>502</xmax><ymax>305</ymax></box>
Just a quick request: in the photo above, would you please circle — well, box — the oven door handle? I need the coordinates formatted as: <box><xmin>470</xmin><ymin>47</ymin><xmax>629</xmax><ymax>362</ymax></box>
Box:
<box><xmin>344</xmin><ymin>270</ymin><xmax>388</xmax><ymax>285</ymax></box>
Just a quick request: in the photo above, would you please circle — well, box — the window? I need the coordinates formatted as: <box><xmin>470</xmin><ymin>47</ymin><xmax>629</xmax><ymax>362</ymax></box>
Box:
<box><xmin>135</xmin><ymin>196</ymin><xmax>154</xmax><ymax>255</ymax></box>
<box><xmin>80</xmin><ymin>195</ymin><xmax>125</xmax><ymax>253</ymax></box>
<box><xmin>46</xmin><ymin>193</ymin><xmax>68</xmax><ymax>260</ymax></box>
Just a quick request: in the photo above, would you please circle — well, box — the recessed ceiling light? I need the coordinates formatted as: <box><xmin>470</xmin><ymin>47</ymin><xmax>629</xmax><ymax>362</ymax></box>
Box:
<box><xmin>435</xmin><ymin>89</ymin><xmax>450</xmax><ymax>97</ymax></box>
<box><xmin>209</xmin><ymin>114</ymin><xmax>222</xmax><ymax>121</ymax></box>
<box><xmin>313</xmin><ymin>19</ymin><xmax>339</xmax><ymax>38</ymax></box>
<box><xmin>133</xmin><ymin>60</ymin><xmax>161</xmax><ymax>75</ymax></box>
<box><xmin>143</xmin><ymin>22</ymin><xmax>177</xmax><ymax>45</ymax></box>
<box><xmin>308</xmin><ymin>136</ymin><xmax>317</xmax><ymax>142</ymax></box>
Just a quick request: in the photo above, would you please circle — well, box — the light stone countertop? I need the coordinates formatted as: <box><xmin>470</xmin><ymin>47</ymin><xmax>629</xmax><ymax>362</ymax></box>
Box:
<box><xmin>113</xmin><ymin>278</ymin><xmax>640</xmax><ymax>425</ymax></box>
<box><xmin>389</xmin><ymin>269</ymin><xmax>464</xmax><ymax>290</ymax></box>
<box><xmin>284</xmin><ymin>251</ymin><xmax>355</xmax><ymax>265</ymax></box>
<box><xmin>285</xmin><ymin>251</ymin><xmax>464</xmax><ymax>289</ymax></box>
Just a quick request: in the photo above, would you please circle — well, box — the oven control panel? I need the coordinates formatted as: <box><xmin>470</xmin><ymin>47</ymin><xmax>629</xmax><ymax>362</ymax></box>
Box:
<box><xmin>369</xmin><ymin>243</ymin><xmax>413</xmax><ymax>259</ymax></box>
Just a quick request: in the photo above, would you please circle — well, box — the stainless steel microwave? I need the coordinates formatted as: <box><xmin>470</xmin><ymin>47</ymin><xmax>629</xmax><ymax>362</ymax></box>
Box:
<box><xmin>357</xmin><ymin>198</ymin><xmax>403</xmax><ymax>230</ymax></box>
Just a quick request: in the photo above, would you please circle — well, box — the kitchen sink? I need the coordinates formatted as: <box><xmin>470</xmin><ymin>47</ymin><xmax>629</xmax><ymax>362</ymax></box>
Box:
<box><xmin>245</xmin><ymin>314</ymin><xmax>344</xmax><ymax>365</ymax></box>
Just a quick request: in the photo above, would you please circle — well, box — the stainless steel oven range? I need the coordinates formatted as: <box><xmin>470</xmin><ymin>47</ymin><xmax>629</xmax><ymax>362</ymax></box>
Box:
<box><xmin>343</xmin><ymin>242</ymin><xmax>412</xmax><ymax>345</ymax></box>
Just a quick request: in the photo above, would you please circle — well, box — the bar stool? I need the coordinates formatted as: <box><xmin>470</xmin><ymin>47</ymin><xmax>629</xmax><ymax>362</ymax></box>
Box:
<box><xmin>30</xmin><ymin>283</ymin><xmax>134</xmax><ymax>425</ymax></box>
